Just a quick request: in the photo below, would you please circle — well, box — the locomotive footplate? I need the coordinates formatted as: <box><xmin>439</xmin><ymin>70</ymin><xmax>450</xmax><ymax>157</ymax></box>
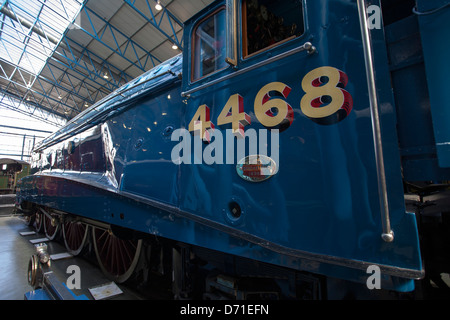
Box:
<box><xmin>25</xmin><ymin>270</ymin><xmax>88</xmax><ymax>300</ymax></box>
<box><xmin>25</xmin><ymin>242</ymin><xmax>88</xmax><ymax>300</ymax></box>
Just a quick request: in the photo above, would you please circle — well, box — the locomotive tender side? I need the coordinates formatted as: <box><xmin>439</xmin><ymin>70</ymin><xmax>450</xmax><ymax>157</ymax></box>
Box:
<box><xmin>16</xmin><ymin>0</ymin><xmax>450</xmax><ymax>299</ymax></box>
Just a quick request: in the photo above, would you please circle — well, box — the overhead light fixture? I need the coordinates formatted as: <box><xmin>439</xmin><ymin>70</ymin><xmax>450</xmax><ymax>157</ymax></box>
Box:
<box><xmin>103</xmin><ymin>72</ymin><xmax>109</xmax><ymax>79</ymax></box>
<box><xmin>155</xmin><ymin>0</ymin><xmax>162</xmax><ymax>11</ymax></box>
<box><xmin>172</xmin><ymin>44</ymin><xmax>178</xmax><ymax>50</ymax></box>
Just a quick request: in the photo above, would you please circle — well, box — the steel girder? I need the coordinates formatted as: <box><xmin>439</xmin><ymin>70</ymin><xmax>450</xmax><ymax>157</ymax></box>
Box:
<box><xmin>0</xmin><ymin>0</ymin><xmax>185</xmax><ymax>125</ymax></box>
<box><xmin>124</xmin><ymin>0</ymin><xmax>184</xmax><ymax>50</ymax></box>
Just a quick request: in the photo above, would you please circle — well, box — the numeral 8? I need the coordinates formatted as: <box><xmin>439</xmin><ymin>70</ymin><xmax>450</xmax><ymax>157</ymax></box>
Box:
<box><xmin>300</xmin><ymin>66</ymin><xmax>353</xmax><ymax>125</ymax></box>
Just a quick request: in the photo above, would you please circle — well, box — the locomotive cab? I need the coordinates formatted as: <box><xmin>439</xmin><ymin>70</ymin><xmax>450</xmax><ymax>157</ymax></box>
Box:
<box><xmin>182</xmin><ymin>0</ymin><xmax>309</xmax><ymax>100</ymax></box>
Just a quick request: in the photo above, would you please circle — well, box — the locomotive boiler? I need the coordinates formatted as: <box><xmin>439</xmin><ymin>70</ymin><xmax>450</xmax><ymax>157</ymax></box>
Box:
<box><xmin>16</xmin><ymin>0</ymin><xmax>450</xmax><ymax>299</ymax></box>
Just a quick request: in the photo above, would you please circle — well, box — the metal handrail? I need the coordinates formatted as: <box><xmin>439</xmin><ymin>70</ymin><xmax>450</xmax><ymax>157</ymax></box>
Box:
<box><xmin>357</xmin><ymin>0</ymin><xmax>394</xmax><ymax>242</ymax></box>
<box><xmin>181</xmin><ymin>41</ymin><xmax>316</xmax><ymax>98</ymax></box>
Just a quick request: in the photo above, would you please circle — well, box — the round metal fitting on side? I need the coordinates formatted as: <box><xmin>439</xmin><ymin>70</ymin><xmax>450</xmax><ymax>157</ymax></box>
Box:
<box><xmin>381</xmin><ymin>231</ymin><xmax>394</xmax><ymax>243</ymax></box>
<box><xmin>27</xmin><ymin>254</ymin><xmax>41</xmax><ymax>289</ymax></box>
<box><xmin>223</xmin><ymin>197</ymin><xmax>245</xmax><ymax>226</ymax></box>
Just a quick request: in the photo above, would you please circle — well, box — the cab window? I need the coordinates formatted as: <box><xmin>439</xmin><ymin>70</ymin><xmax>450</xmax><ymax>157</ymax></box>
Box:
<box><xmin>192</xmin><ymin>8</ymin><xmax>227</xmax><ymax>81</ymax></box>
<box><xmin>243</xmin><ymin>0</ymin><xmax>304</xmax><ymax>57</ymax></box>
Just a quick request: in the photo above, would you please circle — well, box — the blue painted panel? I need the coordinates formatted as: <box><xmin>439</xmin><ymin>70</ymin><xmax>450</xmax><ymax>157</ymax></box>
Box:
<box><xmin>416</xmin><ymin>0</ymin><xmax>450</xmax><ymax>167</ymax></box>
<box><xmin>120</xmin><ymin>86</ymin><xmax>185</xmax><ymax>205</ymax></box>
<box><xmin>24</xmin><ymin>289</ymin><xmax>51</xmax><ymax>300</ymax></box>
<box><xmin>24</xmin><ymin>286</ymin><xmax>89</xmax><ymax>300</ymax></box>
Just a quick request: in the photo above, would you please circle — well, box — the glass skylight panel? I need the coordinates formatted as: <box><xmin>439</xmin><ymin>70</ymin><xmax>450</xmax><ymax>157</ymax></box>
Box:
<box><xmin>0</xmin><ymin>0</ymin><xmax>85</xmax><ymax>76</ymax></box>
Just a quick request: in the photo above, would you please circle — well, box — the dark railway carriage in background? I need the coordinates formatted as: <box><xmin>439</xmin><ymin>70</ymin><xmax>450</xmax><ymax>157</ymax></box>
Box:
<box><xmin>16</xmin><ymin>0</ymin><xmax>450</xmax><ymax>299</ymax></box>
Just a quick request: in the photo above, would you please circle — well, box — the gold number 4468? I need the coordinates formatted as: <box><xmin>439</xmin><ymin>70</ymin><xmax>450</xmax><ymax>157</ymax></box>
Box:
<box><xmin>188</xmin><ymin>66</ymin><xmax>353</xmax><ymax>139</ymax></box>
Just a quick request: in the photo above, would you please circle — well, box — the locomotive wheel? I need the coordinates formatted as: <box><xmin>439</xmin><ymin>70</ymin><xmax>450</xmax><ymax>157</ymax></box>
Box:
<box><xmin>34</xmin><ymin>210</ymin><xmax>44</xmax><ymax>233</ymax></box>
<box><xmin>24</xmin><ymin>213</ymin><xmax>35</xmax><ymax>227</ymax></box>
<box><xmin>92</xmin><ymin>226</ymin><xmax>142</xmax><ymax>283</ymax></box>
<box><xmin>43</xmin><ymin>212</ymin><xmax>59</xmax><ymax>240</ymax></box>
<box><xmin>62</xmin><ymin>220</ymin><xmax>89</xmax><ymax>256</ymax></box>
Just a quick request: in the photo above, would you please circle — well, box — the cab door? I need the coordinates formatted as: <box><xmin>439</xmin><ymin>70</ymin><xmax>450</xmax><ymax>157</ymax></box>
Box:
<box><xmin>178</xmin><ymin>0</ymin><xmax>422</xmax><ymax>290</ymax></box>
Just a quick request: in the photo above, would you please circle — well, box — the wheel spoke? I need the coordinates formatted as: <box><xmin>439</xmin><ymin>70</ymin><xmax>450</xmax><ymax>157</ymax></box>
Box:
<box><xmin>63</xmin><ymin>220</ymin><xmax>88</xmax><ymax>256</ymax></box>
<box><xmin>43</xmin><ymin>212</ymin><xmax>59</xmax><ymax>240</ymax></box>
<box><xmin>34</xmin><ymin>211</ymin><xmax>43</xmax><ymax>233</ymax></box>
<box><xmin>92</xmin><ymin>227</ymin><xmax>142</xmax><ymax>283</ymax></box>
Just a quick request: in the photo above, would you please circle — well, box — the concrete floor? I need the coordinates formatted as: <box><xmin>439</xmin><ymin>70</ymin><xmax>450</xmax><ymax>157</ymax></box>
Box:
<box><xmin>0</xmin><ymin>203</ymin><xmax>145</xmax><ymax>300</ymax></box>
<box><xmin>0</xmin><ymin>215</ymin><xmax>34</xmax><ymax>299</ymax></box>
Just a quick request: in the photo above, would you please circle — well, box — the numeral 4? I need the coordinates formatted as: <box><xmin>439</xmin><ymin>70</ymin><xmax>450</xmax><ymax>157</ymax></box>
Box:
<box><xmin>188</xmin><ymin>104</ymin><xmax>215</xmax><ymax>142</ymax></box>
<box><xmin>217</xmin><ymin>94</ymin><xmax>251</xmax><ymax>138</ymax></box>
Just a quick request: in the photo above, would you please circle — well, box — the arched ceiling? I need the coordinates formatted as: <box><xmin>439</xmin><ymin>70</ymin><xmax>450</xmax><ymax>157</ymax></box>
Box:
<box><xmin>0</xmin><ymin>0</ymin><xmax>213</xmax><ymax>126</ymax></box>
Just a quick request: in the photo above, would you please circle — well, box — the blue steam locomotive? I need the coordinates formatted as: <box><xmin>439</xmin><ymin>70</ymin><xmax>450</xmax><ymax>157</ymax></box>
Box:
<box><xmin>16</xmin><ymin>0</ymin><xmax>450</xmax><ymax>299</ymax></box>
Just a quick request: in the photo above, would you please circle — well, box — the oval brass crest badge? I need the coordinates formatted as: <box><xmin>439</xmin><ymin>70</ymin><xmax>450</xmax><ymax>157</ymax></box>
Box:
<box><xmin>236</xmin><ymin>155</ymin><xmax>277</xmax><ymax>182</ymax></box>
